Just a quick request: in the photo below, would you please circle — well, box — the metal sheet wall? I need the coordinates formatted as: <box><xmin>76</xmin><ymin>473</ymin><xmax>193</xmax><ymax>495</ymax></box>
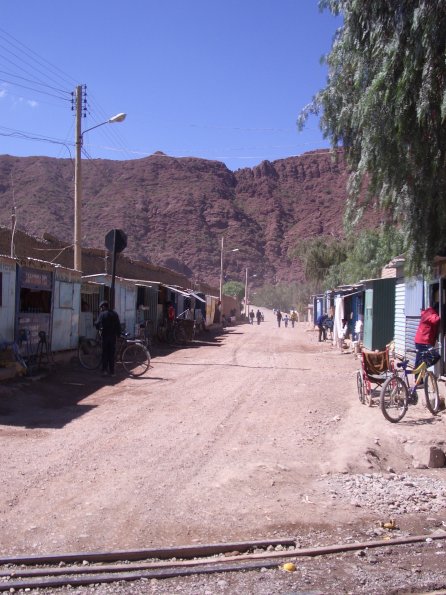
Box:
<box><xmin>394</xmin><ymin>280</ymin><xmax>405</xmax><ymax>358</ymax></box>
<box><xmin>363</xmin><ymin>278</ymin><xmax>396</xmax><ymax>350</ymax></box>
<box><xmin>51</xmin><ymin>279</ymin><xmax>81</xmax><ymax>351</ymax></box>
<box><xmin>405</xmin><ymin>276</ymin><xmax>424</xmax><ymax>315</ymax></box>
<box><xmin>405</xmin><ymin>317</ymin><xmax>419</xmax><ymax>366</ymax></box>
<box><xmin>404</xmin><ymin>276</ymin><xmax>424</xmax><ymax>364</ymax></box>
<box><xmin>0</xmin><ymin>260</ymin><xmax>16</xmax><ymax>343</ymax></box>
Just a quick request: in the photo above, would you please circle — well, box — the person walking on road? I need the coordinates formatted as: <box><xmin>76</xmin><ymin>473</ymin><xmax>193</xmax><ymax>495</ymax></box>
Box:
<box><xmin>290</xmin><ymin>311</ymin><xmax>298</xmax><ymax>328</ymax></box>
<box><xmin>249</xmin><ymin>309</ymin><xmax>255</xmax><ymax>325</ymax></box>
<box><xmin>256</xmin><ymin>309</ymin><xmax>262</xmax><ymax>325</ymax></box>
<box><xmin>276</xmin><ymin>309</ymin><xmax>282</xmax><ymax>328</ymax></box>
<box><xmin>95</xmin><ymin>300</ymin><xmax>121</xmax><ymax>377</ymax></box>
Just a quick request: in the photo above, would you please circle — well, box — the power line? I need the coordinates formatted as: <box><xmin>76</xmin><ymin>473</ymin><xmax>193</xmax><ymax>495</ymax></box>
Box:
<box><xmin>0</xmin><ymin>68</ymin><xmax>71</xmax><ymax>95</ymax></box>
<box><xmin>0</xmin><ymin>28</ymin><xmax>77</xmax><ymax>90</ymax></box>
<box><xmin>0</xmin><ymin>125</ymin><xmax>74</xmax><ymax>158</ymax></box>
<box><xmin>0</xmin><ymin>77</ymin><xmax>71</xmax><ymax>101</ymax></box>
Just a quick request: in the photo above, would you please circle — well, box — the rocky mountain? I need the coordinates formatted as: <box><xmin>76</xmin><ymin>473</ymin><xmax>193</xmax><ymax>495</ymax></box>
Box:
<box><xmin>0</xmin><ymin>150</ymin><xmax>382</xmax><ymax>286</ymax></box>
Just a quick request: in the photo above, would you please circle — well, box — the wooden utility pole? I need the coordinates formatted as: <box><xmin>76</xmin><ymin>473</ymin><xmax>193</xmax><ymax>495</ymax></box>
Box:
<box><xmin>74</xmin><ymin>85</ymin><xmax>83</xmax><ymax>271</ymax></box>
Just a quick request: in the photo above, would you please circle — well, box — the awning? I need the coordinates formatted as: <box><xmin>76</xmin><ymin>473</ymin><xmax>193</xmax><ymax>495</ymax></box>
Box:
<box><xmin>187</xmin><ymin>291</ymin><xmax>206</xmax><ymax>303</ymax></box>
<box><xmin>163</xmin><ymin>285</ymin><xmax>190</xmax><ymax>297</ymax></box>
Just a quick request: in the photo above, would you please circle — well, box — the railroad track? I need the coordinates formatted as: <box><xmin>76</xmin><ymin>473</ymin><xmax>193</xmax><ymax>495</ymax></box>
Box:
<box><xmin>1</xmin><ymin>533</ymin><xmax>445</xmax><ymax>591</ymax></box>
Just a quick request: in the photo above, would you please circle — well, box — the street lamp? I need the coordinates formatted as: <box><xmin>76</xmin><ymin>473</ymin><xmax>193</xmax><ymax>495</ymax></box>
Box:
<box><xmin>74</xmin><ymin>84</ymin><xmax>126</xmax><ymax>271</ymax></box>
<box><xmin>219</xmin><ymin>234</ymin><xmax>239</xmax><ymax>300</ymax></box>
<box><xmin>244</xmin><ymin>269</ymin><xmax>257</xmax><ymax>317</ymax></box>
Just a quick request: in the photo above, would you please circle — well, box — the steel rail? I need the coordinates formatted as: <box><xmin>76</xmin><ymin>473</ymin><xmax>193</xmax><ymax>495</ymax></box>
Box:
<box><xmin>0</xmin><ymin>537</ymin><xmax>295</xmax><ymax>566</ymax></box>
<box><xmin>1</xmin><ymin>533</ymin><xmax>445</xmax><ymax>592</ymax></box>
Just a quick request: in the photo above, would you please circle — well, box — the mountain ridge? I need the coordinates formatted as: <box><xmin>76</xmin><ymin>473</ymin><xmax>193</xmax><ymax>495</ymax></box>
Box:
<box><xmin>0</xmin><ymin>149</ymin><xmax>381</xmax><ymax>286</ymax></box>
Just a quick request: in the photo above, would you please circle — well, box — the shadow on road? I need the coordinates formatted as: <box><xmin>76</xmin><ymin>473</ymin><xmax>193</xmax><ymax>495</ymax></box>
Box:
<box><xmin>0</xmin><ymin>328</ymin><xmax>231</xmax><ymax>429</ymax></box>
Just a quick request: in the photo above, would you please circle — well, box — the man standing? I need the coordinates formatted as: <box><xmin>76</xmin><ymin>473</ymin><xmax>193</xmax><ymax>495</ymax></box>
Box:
<box><xmin>316</xmin><ymin>313</ymin><xmax>328</xmax><ymax>342</ymax></box>
<box><xmin>414</xmin><ymin>304</ymin><xmax>440</xmax><ymax>369</ymax></box>
<box><xmin>276</xmin><ymin>309</ymin><xmax>282</xmax><ymax>328</ymax></box>
<box><xmin>95</xmin><ymin>300</ymin><xmax>121</xmax><ymax>377</ymax></box>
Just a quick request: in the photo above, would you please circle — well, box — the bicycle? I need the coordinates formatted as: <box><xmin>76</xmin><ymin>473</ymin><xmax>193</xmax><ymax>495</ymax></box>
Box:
<box><xmin>379</xmin><ymin>347</ymin><xmax>441</xmax><ymax>423</ymax></box>
<box><xmin>156</xmin><ymin>318</ymin><xmax>188</xmax><ymax>345</ymax></box>
<box><xmin>78</xmin><ymin>332</ymin><xmax>151</xmax><ymax>377</ymax></box>
<box><xmin>137</xmin><ymin>320</ymin><xmax>153</xmax><ymax>350</ymax></box>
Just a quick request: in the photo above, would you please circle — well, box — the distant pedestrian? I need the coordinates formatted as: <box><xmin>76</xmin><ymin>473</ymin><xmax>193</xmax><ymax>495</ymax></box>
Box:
<box><xmin>249</xmin><ymin>309</ymin><xmax>255</xmax><ymax>325</ymax></box>
<box><xmin>95</xmin><ymin>300</ymin><xmax>121</xmax><ymax>377</ymax></box>
<box><xmin>290</xmin><ymin>311</ymin><xmax>298</xmax><ymax>328</ymax></box>
<box><xmin>256</xmin><ymin>309</ymin><xmax>262</xmax><ymax>325</ymax></box>
<box><xmin>284</xmin><ymin>314</ymin><xmax>289</xmax><ymax>327</ymax></box>
<box><xmin>276</xmin><ymin>309</ymin><xmax>282</xmax><ymax>328</ymax></box>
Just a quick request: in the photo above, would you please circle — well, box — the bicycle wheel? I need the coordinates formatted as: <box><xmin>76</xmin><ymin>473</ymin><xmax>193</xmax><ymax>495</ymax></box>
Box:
<box><xmin>78</xmin><ymin>338</ymin><xmax>101</xmax><ymax>370</ymax></box>
<box><xmin>356</xmin><ymin>371</ymin><xmax>365</xmax><ymax>404</ymax></box>
<box><xmin>121</xmin><ymin>342</ymin><xmax>150</xmax><ymax>377</ymax></box>
<box><xmin>380</xmin><ymin>375</ymin><xmax>408</xmax><ymax>423</ymax></box>
<box><xmin>424</xmin><ymin>371</ymin><xmax>440</xmax><ymax>414</ymax></box>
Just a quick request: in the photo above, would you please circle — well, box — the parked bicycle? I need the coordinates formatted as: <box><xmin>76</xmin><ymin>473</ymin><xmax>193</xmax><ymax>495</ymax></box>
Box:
<box><xmin>156</xmin><ymin>318</ymin><xmax>188</xmax><ymax>345</ymax></box>
<box><xmin>78</xmin><ymin>332</ymin><xmax>150</xmax><ymax>377</ymax></box>
<box><xmin>379</xmin><ymin>347</ymin><xmax>441</xmax><ymax>423</ymax></box>
<box><xmin>137</xmin><ymin>320</ymin><xmax>153</xmax><ymax>350</ymax></box>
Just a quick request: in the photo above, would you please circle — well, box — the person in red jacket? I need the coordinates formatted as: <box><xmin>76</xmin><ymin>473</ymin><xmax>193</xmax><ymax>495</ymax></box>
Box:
<box><xmin>414</xmin><ymin>304</ymin><xmax>440</xmax><ymax>369</ymax></box>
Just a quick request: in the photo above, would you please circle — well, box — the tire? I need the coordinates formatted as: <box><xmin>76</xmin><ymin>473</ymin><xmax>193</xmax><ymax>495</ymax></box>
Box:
<box><xmin>424</xmin><ymin>371</ymin><xmax>440</xmax><ymax>415</ymax></box>
<box><xmin>78</xmin><ymin>338</ymin><xmax>101</xmax><ymax>370</ymax></box>
<box><xmin>380</xmin><ymin>375</ymin><xmax>408</xmax><ymax>423</ymax></box>
<box><xmin>356</xmin><ymin>371</ymin><xmax>365</xmax><ymax>404</ymax></box>
<box><xmin>122</xmin><ymin>342</ymin><xmax>150</xmax><ymax>377</ymax></box>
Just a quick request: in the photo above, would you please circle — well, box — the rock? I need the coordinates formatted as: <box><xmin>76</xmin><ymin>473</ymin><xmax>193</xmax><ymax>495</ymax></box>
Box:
<box><xmin>428</xmin><ymin>446</ymin><xmax>446</xmax><ymax>468</ymax></box>
<box><xmin>413</xmin><ymin>461</ymin><xmax>429</xmax><ymax>469</ymax></box>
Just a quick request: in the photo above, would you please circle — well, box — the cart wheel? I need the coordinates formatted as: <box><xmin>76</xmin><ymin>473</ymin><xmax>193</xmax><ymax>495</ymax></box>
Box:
<box><xmin>356</xmin><ymin>371</ymin><xmax>365</xmax><ymax>404</ymax></box>
<box><xmin>364</xmin><ymin>379</ymin><xmax>373</xmax><ymax>407</ymax></box>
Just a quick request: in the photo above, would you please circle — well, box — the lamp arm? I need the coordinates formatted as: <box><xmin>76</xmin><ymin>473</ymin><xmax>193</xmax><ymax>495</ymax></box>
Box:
<box><xmin>81</xmin><ymin>120</ymin><xmax>108</xmax><ymax>138</ymax></box>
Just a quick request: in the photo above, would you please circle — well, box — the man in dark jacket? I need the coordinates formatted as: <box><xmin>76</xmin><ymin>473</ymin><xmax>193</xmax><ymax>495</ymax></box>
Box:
<box><xmin>95</xmin><ymin>300</ymin><xmax>121</xmax><ymax>377</ymax></box>
<box><xmin>316</xmin><ymin>313</ymin><xmax>328</xmax><ymax>342</ymax></box>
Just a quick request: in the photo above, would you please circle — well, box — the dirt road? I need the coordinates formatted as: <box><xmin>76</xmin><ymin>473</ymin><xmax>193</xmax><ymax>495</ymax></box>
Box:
<box><xmin>1</xmin><ymin>312</ymin><xmax>445</xmax><ymax>593</ymax></box>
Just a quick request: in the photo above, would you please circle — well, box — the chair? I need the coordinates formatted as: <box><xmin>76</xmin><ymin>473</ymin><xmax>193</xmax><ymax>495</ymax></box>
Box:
<box><xmin>357</xmin><ymin>347</ymin><xmax>394</xmax><ymax>406</ymax></box>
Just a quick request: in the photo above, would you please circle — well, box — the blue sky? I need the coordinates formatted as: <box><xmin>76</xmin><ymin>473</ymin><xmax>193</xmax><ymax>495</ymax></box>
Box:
<box><xmin>1</xmin><ymin>1</ymin><xmax>340</xmax><ymax>172</ymax></box>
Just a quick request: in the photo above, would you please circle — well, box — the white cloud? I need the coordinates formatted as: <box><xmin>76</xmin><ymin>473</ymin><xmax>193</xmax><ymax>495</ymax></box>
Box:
<box><xmin>27</xmin><ymin>100</ymin><xmax>38</xmax><ymax>108</ymax></box>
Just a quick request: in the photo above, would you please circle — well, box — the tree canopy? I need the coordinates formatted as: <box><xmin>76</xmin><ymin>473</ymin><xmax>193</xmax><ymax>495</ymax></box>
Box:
<box><xmin>222</xmin><ymin>280</ymin><xmax>245</xmax><ymax>300</ymax></box>
<box><xmin>300</xmin><ymin>0</ymin><xmax>446</xmax><ymax>270</ymax></box>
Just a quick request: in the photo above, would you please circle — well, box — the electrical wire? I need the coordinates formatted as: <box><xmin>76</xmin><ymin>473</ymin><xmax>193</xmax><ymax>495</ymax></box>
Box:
<box><xmin>84</xmin><ymin>92</ymin><xmax>133</xmax><ymax>160</ymax></box>
<box><xmin>0</xmin><ymin>76</ymin><xmax>70</xmax><ymax>101</ymax></box>
<box><xmin>0</xmin><ymin>126</ymin><xmax>74</xmax><ymax>159</ymax></box>
<box><xmin>0</xmin><ymin>68</ymin><xmax>71</xmax><ymax>95</ymax></box>
<box><xmin>0</xmin><ymin>28</ymin><xmax>77</xmax><ymax>90</ymax></box>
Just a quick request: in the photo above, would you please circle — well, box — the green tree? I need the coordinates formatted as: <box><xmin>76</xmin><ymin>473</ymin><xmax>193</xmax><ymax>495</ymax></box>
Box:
<box><xmin>300</xmin><ymin>0</ymin><xmax>446</xmax><ymax>270</ymax></box>
<box><xmin>222</xmin><ymin>280</ymin><xmax>245</xmax><ymax>300</ymax></box>
<box><xmin>325</xmin><ymin>226</ymin><xmax>406</xmax><ymax>287</ymax></box>
<box><xmin>254</xmin><ymin>282</ymin><xmax>311</xmax><ymax>315</ymax></box>
<box><xmin>291</xmin><ymin>236</ymin><xmax>349</xmax><ymax>290</ymax></box>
